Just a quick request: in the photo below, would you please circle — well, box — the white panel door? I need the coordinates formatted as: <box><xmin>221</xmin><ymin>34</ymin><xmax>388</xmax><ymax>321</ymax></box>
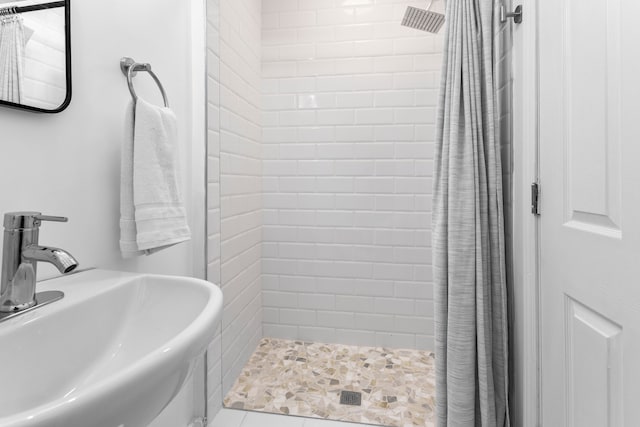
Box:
<box><xmin>539</xmin><ymin>0</ymin><xmax>640</xmax><ymax>425</ymax></box>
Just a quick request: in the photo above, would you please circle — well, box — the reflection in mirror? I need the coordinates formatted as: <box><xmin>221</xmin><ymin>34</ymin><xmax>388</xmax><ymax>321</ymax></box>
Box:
<box><xmin>0</xmin><ymin>0</ymin><xmax>70</xmax><ymax>112</ymax></box>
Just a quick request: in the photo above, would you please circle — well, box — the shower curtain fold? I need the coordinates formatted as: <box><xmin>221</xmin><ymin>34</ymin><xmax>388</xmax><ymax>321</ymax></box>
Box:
<box><xmin>433</xmin><ymin>0</ymin><xmax>509</xmax><ymax>426</ymax></box>
<box><xmin>0</xmin><ymin>14</ymin><xmax>26</xmax><ymax>104</ymax></box>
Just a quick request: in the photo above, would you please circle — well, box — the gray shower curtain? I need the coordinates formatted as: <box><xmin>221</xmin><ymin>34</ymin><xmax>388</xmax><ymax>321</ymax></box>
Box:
<box><xmin>433</xmin><ymin>0</ymin><xmax>509</xmax><ymax>426</ymax></box>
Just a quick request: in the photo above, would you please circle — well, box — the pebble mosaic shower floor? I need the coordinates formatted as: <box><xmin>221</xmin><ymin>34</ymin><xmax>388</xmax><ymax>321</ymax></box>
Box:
<box><xmin>223</xmin><ymin>338</ymin><xmax>435</xmax><ymax>427</ymax></box>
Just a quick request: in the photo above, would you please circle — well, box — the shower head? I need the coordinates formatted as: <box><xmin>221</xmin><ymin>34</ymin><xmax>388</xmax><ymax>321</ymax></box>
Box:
<box><xmin>401</xmin><ymin>2</ymin><xmax>445</xmax><ymax>34</ymax></box>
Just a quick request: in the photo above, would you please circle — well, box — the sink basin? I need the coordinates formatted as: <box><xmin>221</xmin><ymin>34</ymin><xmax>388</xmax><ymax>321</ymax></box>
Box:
<box><xmin>0</xmin><ymin>269</ymin><xmax>223</xmax><ymax>427</ymax></box>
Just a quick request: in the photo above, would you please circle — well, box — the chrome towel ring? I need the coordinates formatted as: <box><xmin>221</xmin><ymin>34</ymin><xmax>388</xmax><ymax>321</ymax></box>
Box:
<box><xmin>120</xmin><ymin>57</ymin><xmax>169</xmax><ymax>108</ymax></box>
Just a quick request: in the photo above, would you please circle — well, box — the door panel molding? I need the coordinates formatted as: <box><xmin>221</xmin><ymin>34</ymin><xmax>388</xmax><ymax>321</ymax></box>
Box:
<box><xmin>562</xmin><ymin>0</ymin><xmax>622</xmax><ymax>239</ymax></box>
<box><xmin>564</xmin><ymin>296</ymin><xmax>623</xmax><ymax>427</ymax></box>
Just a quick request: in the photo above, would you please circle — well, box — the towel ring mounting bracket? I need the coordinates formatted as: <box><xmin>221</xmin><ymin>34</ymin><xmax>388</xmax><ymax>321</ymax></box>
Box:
<box><xmin>120</xmin><ymin>57</ymin><xmax>169</xmax><ymax>108</ymax></box>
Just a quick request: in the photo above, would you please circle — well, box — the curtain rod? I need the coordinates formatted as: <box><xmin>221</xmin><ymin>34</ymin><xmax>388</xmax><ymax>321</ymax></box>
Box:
<box><xmin>1</xmin><ymin>1</ymin><xmax>65</xmax><ymax>14</ymax></box>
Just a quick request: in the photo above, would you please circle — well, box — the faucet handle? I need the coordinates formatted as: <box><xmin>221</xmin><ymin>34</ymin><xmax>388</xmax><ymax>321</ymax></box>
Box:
<box><xmin>3</xmin><ymin>212</ymin><xmax>69</xmax><ymax>230</ymax></box>
<box><xmin>34</xmin><ymin>215</ymin><xmax>68</xmax><ymax>224</ymax></box>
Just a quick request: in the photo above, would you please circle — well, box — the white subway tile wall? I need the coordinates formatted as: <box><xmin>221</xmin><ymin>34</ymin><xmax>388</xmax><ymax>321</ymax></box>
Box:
<box><xmin>207</xmin><ymin>0</ymin><xmax>514</xmax><ymax>421</ymax></box>
<box><xmin>206</xmin><ymin>0</ymin><xmax>223</xmax><ymax>417</ymax></box>
<box><xmin>220</xmin><ymin>0</ymin><xmax>264</xmax><ymax>396</ymax></box>
<box><xmin>261</xmin><ymin>0</ymin><xmax>443</xmax><ymax>350</ymax></box>
<box><xmin>207</xmin><ymin>0</ymin><xmax>264</xmax><ymax>401</ymax></box>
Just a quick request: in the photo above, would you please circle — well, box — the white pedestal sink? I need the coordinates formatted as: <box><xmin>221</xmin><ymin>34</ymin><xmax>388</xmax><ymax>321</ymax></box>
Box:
<box><xmin>0</xmin><ymin>269</ymin><xmax>223</xmax><ymax>427</ymax></box>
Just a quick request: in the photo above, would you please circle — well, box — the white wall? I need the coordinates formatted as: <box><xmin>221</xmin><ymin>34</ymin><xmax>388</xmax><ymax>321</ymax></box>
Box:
<box><xmin>0</xmin><ymin>0</ymin><xmax>206</xmax><ymax>289</ymax></box>
<box><xmin>260</xmin><ymin>0</ymin><xmax>440</xmax><ymax>350</ymax></box>
<box><xmin>512</xmin><ymin>0</ymin><xmax>539</xmax><ymax>424</ymax></box>
<box><xmin>0</xmin><ymin>0</ymin><xmax>209</xmax><ymax>425</ymax></box>
<box><xmin>217</xmin><ymin>0</ymin><xmax>263</xmax><ymax>396</ymax></box>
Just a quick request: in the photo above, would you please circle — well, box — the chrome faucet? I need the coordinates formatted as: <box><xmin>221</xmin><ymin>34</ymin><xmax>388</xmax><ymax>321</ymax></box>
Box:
<box><xmin>0</xmin><ymin>212</ymin><xmax>79</xmax><ymax>318</ymax></box>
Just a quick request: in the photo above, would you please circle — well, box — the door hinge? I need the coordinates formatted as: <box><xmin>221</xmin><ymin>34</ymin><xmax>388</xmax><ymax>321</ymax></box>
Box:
<box><xmin>531</xmin><ymin>182</ymin><xmax>540</xmax><ymax>215</ymax></box>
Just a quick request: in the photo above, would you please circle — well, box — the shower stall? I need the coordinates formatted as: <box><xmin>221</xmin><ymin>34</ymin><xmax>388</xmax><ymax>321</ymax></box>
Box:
<box><xmin>204</xmin><ymin>0</ymin><xmax>513</xmax><ymax>425</ymax></box>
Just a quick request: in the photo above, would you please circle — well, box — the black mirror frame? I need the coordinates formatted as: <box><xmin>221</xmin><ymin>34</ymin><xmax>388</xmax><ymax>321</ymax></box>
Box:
<box><xmin>0</xmin><ymin>0</ymin><xmax>71</xmax><ymax>114</ymax></box>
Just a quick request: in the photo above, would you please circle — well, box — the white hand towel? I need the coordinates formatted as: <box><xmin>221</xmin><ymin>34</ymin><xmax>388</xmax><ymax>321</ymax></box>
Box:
<box><xmin>120</xmin><ymin>99</ymin><xmax>191</xmax><ymax>257</ymax></box>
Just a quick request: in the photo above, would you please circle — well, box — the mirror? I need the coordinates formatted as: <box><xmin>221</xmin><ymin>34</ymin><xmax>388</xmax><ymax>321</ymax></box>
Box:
<box><xmin>0</xmin><ymin>0</ymin><xmax>70</xmax><ymax>113</ymax></box>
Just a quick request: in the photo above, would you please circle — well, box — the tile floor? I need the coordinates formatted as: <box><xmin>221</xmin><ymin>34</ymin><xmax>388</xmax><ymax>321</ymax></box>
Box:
<box><xmin>211</xmin><ymin>409</ymin><xmax>379</xmax><ymax>427</ymax></box>
<box><xmin>223</xmin><ymin>338</ymin><xmax>435</xmax><ymax>427</ymax></box>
